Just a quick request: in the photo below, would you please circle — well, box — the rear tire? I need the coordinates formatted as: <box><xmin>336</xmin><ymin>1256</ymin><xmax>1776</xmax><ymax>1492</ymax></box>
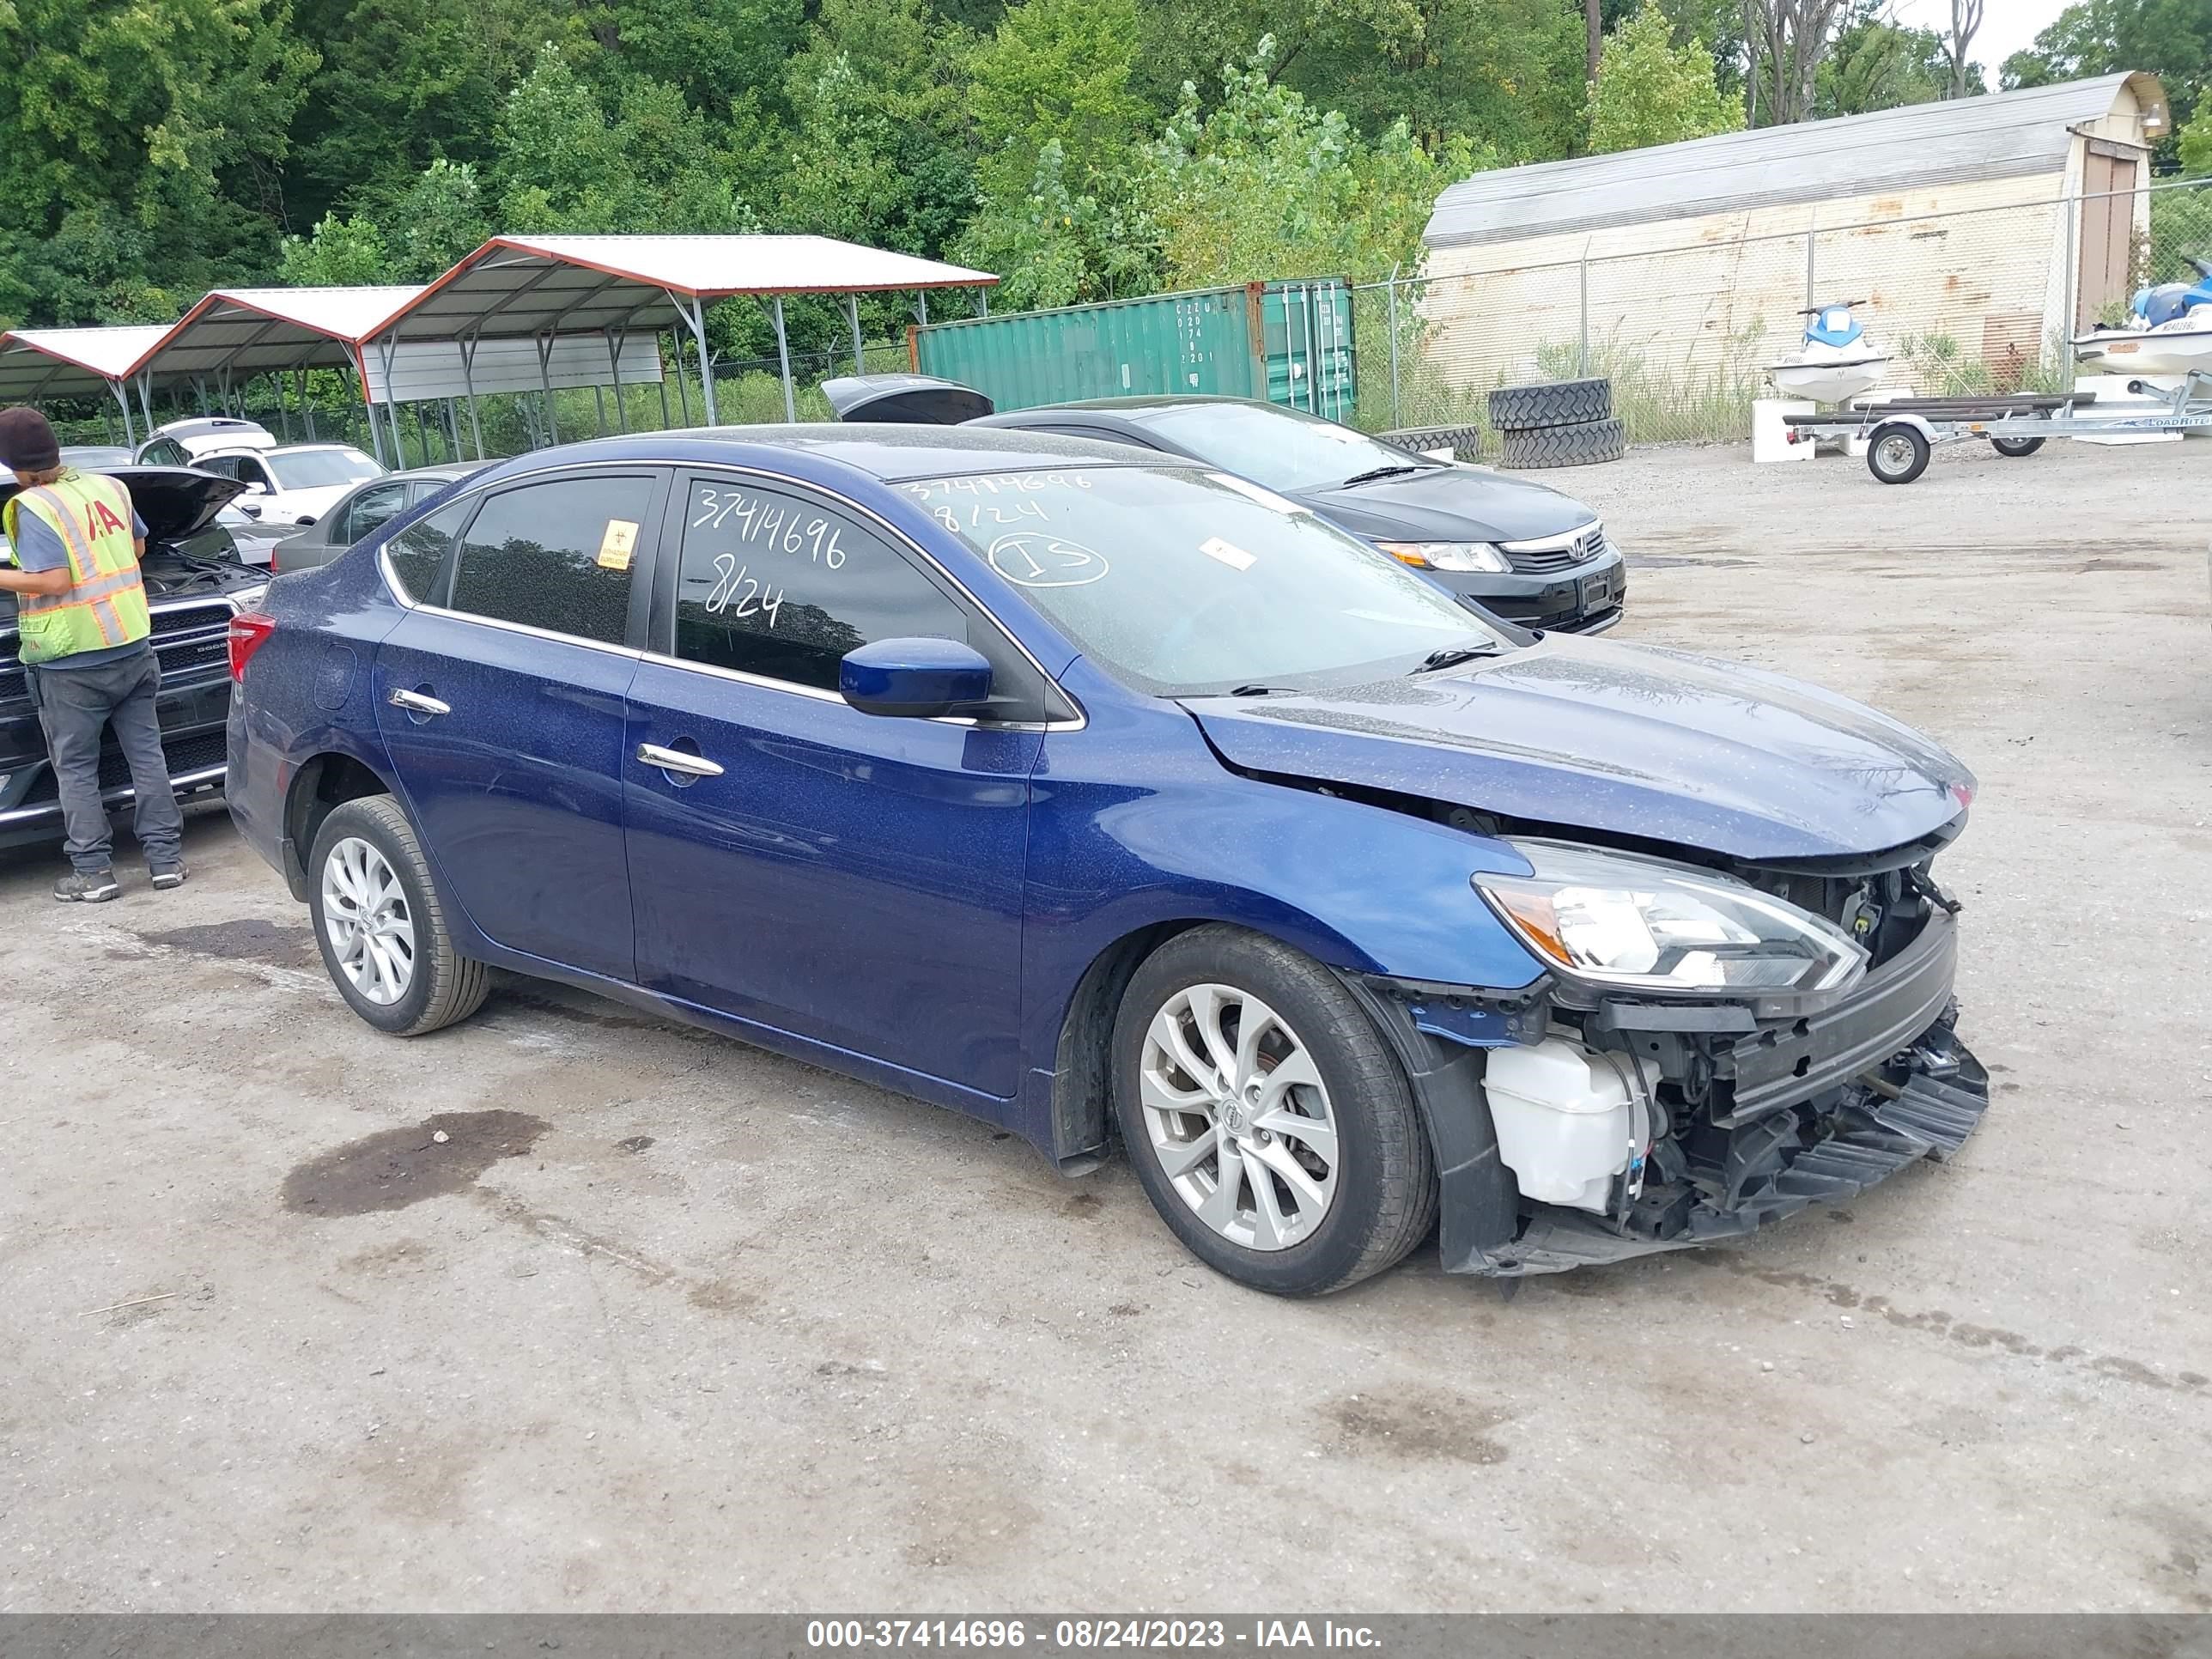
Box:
<box><xmin>1487</xmin><ymin>377</ymin><xmax>1613</xmax><ymax>431</ymax></box>
<box><xmin>307</xmin><ymin>795</ymin><xmax>489</xmax><ymax>1036</ymax></box>
<box><xmin>1498</xmin><ymin>416</ymin><xmax>1628</xmax><ymax>470</ymax></box>
<box><xmin>1868</xmin><ymin>422</ymin><xmax>1931</xmax><ymax>484</ymax></box>
<box><xmin>1111</xmin><ymin>926</ymin><xmax>1436</xmax><ymax>1296</ymax></box>
<box><xmin>1991</xmin><ymin>434</ymin><xmax>2045</xmax><ymax>458</ymax></box>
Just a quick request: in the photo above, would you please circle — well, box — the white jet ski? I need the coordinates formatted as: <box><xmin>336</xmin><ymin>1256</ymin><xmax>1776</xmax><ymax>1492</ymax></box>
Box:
<box><xmin>1765</xmin><ymin>301</ymin><xmax>1891</xmax><ymax>405</ymax></box>
<box><xmin>2074</xmin><ymin>257</ymin><xmax>2212</xmax><ymax>380</ymax></box>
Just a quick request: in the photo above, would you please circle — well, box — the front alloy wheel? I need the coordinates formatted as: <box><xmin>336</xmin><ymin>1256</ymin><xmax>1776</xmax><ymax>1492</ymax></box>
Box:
<box><xmin>1113</xmin><ymin>927</ymin><xmax>1437</xmax><ymax>1296</ymax></box>
<box><xmin>1140</xmin><ymin>984</ymin><xmax>1341</xmax><ymax>1251</ymax></box>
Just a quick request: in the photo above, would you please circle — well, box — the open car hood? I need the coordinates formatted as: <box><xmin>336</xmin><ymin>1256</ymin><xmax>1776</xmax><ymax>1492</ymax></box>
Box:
<box><xmin>823</xmin><ymin>374</ymin><xmax>996</xmax><ymax>424</ymax></box>
<box><xmin>2</xmin><ymin>466</ymin><xmax>246</xmax><ymax>548</ymax></box>
<box><xmin>1180</xmin><ymin>636</ymin><xmax>1974</xmax><ymax>863</ymax></box>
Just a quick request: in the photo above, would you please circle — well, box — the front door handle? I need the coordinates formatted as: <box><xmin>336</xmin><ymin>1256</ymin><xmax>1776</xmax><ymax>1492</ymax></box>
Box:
<box><xmin>636</xmin><ymin>742</ymin><xmax>725</xmax><ymax>779</ymax></box>
<box><xmin>388</xmin><ymin>687</ymin><xmax>451</xmax><ymax>716</ymax></box>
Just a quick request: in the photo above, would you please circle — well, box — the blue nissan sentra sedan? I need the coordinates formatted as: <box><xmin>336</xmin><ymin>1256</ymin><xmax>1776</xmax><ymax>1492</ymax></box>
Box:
<box><xmin>227</xmin><ymin>426</ymin><xmax>1987</xmax><ymax>1295</ymax></box>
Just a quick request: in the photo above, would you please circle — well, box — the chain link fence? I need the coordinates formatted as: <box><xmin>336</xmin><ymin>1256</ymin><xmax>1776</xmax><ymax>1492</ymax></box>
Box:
<box><xmin>1357</xmin><ymin>175</ymin><xmax>2212</xmax><ymax>445</ymax></box>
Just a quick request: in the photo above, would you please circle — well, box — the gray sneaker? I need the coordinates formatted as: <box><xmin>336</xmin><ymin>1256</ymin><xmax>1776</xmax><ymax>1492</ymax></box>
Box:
<box><xmin>149</xmin><ymin>862</ymin><xmax>188</xmax><ymax>890</ymax></box>
<box><xmin>55</xmin><ymin>870</ymin><xmax>120</xmax><ymax>903</ymax></box>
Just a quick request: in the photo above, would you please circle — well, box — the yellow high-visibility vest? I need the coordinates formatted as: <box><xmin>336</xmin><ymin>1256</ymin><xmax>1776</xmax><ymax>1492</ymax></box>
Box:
<box><xmin>3</xmin><ymin>469</ymin><xmax>150</xmax><ymax>665</ymax></box>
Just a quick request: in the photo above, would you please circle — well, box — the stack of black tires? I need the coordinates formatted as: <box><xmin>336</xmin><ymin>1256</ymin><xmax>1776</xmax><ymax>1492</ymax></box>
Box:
<box><xmin>1486</xmin><ymin>378</ymin><xmax>1627</xmax><ymax>470</ymax></box>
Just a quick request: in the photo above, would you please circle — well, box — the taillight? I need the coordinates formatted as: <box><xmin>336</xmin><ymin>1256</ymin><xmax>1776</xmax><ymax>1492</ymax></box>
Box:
<box><xmin>228</xmin><ymin>611</ymin><xmax>277</xmax><ymax>682</ymax></box>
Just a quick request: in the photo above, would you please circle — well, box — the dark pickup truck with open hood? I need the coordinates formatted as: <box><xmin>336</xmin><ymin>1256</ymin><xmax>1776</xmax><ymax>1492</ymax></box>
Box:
<box><xmin>1</xmin><ymin>467</ymin><xmax>268</xmax><ymax>851</ymax></box>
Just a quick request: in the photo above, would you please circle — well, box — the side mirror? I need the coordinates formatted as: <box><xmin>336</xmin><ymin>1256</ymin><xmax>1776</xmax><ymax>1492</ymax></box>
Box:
<box><xmin>236</xmin><ymin>501</ymin><xmax>263</xmax><ymax>520</ymax></box>
<box><xmin>245</xmin><ymin>481</ymin><xmax>270</xmax><ymax>495</ymax></box>
<box><xmin>839</xmin><ymin>637</ymin><xmax>994</xmax><ymax>720</ymax></box>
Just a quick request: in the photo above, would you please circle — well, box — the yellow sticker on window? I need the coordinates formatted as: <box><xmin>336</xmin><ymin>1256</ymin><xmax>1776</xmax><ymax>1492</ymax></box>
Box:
<box><xmin>597</xmin><ymin>519</ymin><xmax>640</xmax><ymax>570</ymax></box>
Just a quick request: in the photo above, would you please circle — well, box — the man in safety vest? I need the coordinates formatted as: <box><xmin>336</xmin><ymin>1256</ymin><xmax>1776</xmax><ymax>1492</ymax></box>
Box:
<box><xmin>0</xmin><ymin>406</ymin><xmax>186</xmax><ymax>902</ymax></box>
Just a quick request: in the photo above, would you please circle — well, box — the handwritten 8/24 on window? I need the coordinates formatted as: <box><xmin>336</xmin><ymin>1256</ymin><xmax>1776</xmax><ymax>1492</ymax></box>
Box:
<box><xmin>692</xmin><ymin>485</ymin><xmax>848</xmax><ymax>568</ymax></box>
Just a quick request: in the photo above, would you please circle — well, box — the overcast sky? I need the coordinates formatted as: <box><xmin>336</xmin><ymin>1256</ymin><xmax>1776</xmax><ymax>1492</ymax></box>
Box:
<box><xmin>1885</xmin><ymin>0</ymin><xmax>2076</xmax><ymax>81</ymax></box>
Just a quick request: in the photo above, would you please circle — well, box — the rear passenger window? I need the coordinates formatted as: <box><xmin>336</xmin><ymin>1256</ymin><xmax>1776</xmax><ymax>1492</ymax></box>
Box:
<box><xmin>674</xmin><ymin>477</ymin><xmax>974</xmax><ymax>692</ymax></box>
<box><xmin>383</xmin><ymin>501</ymin><xmax>470</xmax><ymax>604</ymax></box>
<box><xmin>448</xmin><ymin>476</ymin><xmax>653</xmax><ymax>647</ymax></box>
<box><xmin>343</xmin><ymin>483</ymin><xmax>409</xmax><ymax>544</ymax></box>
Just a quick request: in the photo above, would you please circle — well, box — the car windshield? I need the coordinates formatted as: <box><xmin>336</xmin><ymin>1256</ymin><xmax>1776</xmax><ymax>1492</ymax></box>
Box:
<box><xmin>902</xmin><ymin>465</ymin><xmax>1508</xmax><ymax>696</ymax></box>
<box><xmin>267</xmin><ymin>449</ymin><xmax>383</xmax><ymax>489</ymax></box>
<box><xmin>1126</xmin><ymin>403</ymin><xmax>1446</xmax><ymax>493</ymax></box>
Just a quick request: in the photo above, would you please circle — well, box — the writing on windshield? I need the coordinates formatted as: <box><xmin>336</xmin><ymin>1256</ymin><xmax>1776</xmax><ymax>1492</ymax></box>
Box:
<box><xmin>904</xmin><ymin>466</ymin><xmax>1499</xmax><ymax>696</ymax></box>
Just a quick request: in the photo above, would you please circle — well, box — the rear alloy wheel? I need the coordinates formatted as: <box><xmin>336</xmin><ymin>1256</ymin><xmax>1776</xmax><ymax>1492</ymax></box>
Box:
<box><xmin>1113</xmin><ymin>927</ymin><xmax>1436</xmax><ymax>1296</ymax></box>
<box><xmin>308</xmin><ymin>795</ymin><xmax>489</xmax><ymax>1036</ymax></box>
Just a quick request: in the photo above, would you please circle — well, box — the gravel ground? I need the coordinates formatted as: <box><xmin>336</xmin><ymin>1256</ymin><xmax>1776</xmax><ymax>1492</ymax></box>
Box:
<box><xmin>2</xmin><ymin>436</ymin><xmax>2208</xmax><ymax>1614</ymax></box>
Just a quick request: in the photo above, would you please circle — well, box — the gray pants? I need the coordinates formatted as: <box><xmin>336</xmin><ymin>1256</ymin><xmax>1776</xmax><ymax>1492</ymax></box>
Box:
<box><xmin>28</xmin><ymin>649</ymin><xmax>184</xmax><ymax>875</ymax></box>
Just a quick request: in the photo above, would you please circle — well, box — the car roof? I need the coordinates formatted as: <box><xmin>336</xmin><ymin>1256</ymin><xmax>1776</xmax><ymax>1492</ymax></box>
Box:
<box><xmin>469</xmin><ymin>423</ymin><xmax>1176</xmax><ymax>489</ymax></box>
<box><xmin>990</xmin><ymin>396</ymin><xmax>1265</xmax><ymax>418</ymax></box>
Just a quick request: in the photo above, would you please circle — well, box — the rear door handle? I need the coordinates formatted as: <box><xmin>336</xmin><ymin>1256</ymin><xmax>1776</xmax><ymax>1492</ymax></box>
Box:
<box><xmin>636</xmin><ymin>742</ymin><xmax>724</xmax><ymax>779</ymax></box>
<box><xmin>388</xmin><ymin>688</ymin><xmax>451</xmax><ymax>716</ymax></box>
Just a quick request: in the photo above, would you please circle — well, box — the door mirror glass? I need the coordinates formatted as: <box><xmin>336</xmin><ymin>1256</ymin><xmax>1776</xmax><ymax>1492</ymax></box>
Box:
<box><xmin>839</xmin><ymin>638</ymin><xmax>994</xmax><ymax>719</ymax></box>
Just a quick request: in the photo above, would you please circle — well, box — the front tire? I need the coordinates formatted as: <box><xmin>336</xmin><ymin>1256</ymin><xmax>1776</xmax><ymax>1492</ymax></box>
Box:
<box><xmin>1111</xmin><ymin>927</ymin><xmax>1437</xmax><ymax>1296</ymax></box>
<box><xmin>1868</xmin><ymin>422</ymin><xmax>1930</xmax><ymax>484</ymax></box>
<box><xmin>307</xmin><ymin>795</ymin><xmax>489</xmax><ymax>1036</ymax></box>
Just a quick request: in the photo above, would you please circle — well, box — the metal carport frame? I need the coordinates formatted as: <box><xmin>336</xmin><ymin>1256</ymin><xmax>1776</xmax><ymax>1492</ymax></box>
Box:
<box><xmin>0</xmin><ymin>325</ymin><xmax>176</xmax><ymax>445</ymax></box>
<box><xmin>142</xmin><ymin>288</ymin><xmax>426</xmax><ymax>465</ymax></box>
<box><xmin>378</xmin><ymin>234</ymin><xmax>1000</xmax><ymax>429</ymax></box>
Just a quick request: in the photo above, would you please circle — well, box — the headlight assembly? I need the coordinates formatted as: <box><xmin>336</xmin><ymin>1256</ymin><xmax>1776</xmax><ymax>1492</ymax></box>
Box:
<box><xmin>1474</xmin><ymin>841</ymin><xmax>1869</xmax><ymax>994</ymax></box>
<box><xmin>1376</xmin><ymin>540</ymin><xmax>1511</xmax><ymax>574</ymax></box>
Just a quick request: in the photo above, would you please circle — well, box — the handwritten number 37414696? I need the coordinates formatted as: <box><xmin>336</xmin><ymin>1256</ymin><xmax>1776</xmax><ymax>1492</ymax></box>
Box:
<box><xmin>693</xmin><ymin>487</ymin><xmax>847</xmax><ymax>568</ymax></box>
<box><xmin>705</xmin><ymin>554</ymin><xmax>785</xmax><ymax>627</ymax></box>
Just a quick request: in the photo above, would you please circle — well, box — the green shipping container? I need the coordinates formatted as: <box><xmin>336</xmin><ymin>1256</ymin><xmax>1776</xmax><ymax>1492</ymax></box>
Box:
<box><xmin>909</xmin><ymin>279</ymin><xmax>1357</xmax><ymax>419</ymax></box>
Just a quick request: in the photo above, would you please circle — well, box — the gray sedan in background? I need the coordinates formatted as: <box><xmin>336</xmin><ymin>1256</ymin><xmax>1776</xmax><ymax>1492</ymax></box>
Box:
<box><xmin>270</xmin><ymin>463</ymin><xmax>491</xmax><ymax>573</ymax></box>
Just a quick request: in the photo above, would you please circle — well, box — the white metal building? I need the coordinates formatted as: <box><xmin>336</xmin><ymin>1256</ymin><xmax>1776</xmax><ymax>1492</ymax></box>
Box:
<box><xmin>1419</xmin><ymin>74</ymin><xmax>2172</xmax><ymax>398</ymax></box>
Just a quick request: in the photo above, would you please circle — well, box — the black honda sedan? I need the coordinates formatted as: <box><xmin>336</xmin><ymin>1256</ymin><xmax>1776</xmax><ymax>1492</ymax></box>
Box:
<box><xmin>825</xmin><ymin>380</ymin><xmax>1626</xmax><ymax>633</ymax></box>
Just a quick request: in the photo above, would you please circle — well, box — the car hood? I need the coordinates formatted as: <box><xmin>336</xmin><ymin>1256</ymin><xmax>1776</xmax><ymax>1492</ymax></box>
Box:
<box><xmin>1</xmin><ymin>466</ymin><xmax>246</xmax><ymax>547</ymax></box>
<box><xmin>1295</xmin><ymin>465</ymin><xmax>1595</xmax><ymax>544</ymax></box>
<box><xmin>1180</xmin><ymin>636</ymin><xmax>1974</xmax><ymax>863</ymax></box>
<box><xmin>262</xmin><ymin>482</ymin><xmax>359</xmax><ymax>521</ymax></box>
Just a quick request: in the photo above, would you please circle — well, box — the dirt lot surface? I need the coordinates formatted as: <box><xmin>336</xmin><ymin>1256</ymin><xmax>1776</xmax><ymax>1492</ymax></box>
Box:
<box><xmin>3</xmin><ymin>438</ymin><xmax>2209</xmax><ymax>1614</ymax></box>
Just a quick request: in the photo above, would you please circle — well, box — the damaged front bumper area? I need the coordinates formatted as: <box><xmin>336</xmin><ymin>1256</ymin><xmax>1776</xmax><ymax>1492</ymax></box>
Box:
<box><xmin>1351</xmin><ymin>907</ymin><xmax>1990</xmax><ymax>1278</ymax></box>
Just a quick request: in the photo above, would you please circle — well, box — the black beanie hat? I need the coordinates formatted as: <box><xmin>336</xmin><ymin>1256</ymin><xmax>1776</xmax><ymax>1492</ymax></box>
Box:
<box><xmin>0</xmin><ymin>406</ymin><xmax>62</xmax><ymax>471</ymax></box>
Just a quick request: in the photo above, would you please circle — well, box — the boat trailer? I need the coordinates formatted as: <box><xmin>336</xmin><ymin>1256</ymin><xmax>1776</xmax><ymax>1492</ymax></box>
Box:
<box><xmin>1783</xmin><ymin>370</ymin><xmax>2212</xmax><ymax>484</ymax></box>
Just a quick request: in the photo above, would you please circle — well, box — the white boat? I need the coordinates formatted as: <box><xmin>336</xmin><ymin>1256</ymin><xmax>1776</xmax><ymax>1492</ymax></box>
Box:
<box><xmin>1765</xmin><ymin>302</ymin><xmax>1890</xmax><ymax>405</ymax></box>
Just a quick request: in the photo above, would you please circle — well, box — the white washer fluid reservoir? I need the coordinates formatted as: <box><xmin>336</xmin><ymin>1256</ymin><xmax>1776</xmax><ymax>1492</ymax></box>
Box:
<box><xmin>1482</xmin><ymin>1038</ymin><xmax>1661</xmax><ymax>1214</ymax></box>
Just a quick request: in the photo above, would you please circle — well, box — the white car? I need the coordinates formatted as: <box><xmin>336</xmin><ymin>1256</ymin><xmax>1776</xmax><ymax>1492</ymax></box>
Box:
<box><xmin>133</xmin><ymin>416</ymin><xmax>278</xmax><ymax>465</ymax></box>
<box><xmin>187</xmin><ymin>443</ymin><xmax>386</xmax><ymax>528</ymax></box>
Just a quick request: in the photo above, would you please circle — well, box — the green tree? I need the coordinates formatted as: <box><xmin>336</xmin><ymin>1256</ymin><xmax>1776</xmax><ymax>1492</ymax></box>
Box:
<box><xmin>495</xmin><ymin>47</ymin><xmax>755</xmax><ymax>234</ymax></box>
<box><xmin>276</xmin><ymin>210</ymin><xmax>390</xmax><ymax>286</ymax></box>
<box><xmin>1140</xmin><ymin>39</ymin><xmax>1479</xmax><ymax>287</ymax></box>
<box><xmin>1815</xmin><ymin>3</ymin><xmax>1975</xmax><ymax>118</ymax></box>
<box><xmin>287</xmin><ymin>0</ymin><xmax>570</xmax><ymax>225</ymax></box>
<box><xmin>969</xmin><ymin>0</ymin><xmax>1149</xmax><ymax>191</ymax></box>
<box><xmin>774</xmin><ymin>0</ymin><xmax>977</xmax><ymax>256</ymax></box>
<box><xmin>2002</xmin><ymin>0</ymin><xmax>2210</xmax><ymax>142</ymax></box>
<box><xmin>1585</xmin><ymin>1</ymin><xmax>1741</xmax><ymax>155</ymax></box>
<box><xmin>2183</xmin><ymin>100</ymin><xmax>2212</xmax><ymax>173</ymax></box>
<box><xmin>0</xmin><ymin>0</ymin><xmax>316</xmax><ymax>323</ymax></box>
